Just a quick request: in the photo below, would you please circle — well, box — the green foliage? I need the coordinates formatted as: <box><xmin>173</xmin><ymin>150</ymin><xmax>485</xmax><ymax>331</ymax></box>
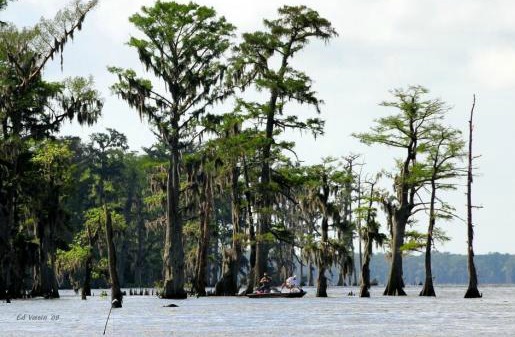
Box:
<box><xmin>256</xmin><ymin>232</ymin><xmax>276</xmax><ymax>243</ymax></box>
<box><xmin>84</xmin><ymin>206</ymin><xmax>126</xmax><ymax>233</ymax></box>
<box><xmin>86</xmin><ymin>128</ymin><xmax>128</xmax><ymax>204</ymax></box>
<box><xmin>223</xmin><ymin>9</ymin><xmax>338</xmax><ymax>280</ymax></box>
<box><xmin>401</xmin><ymin>230</ymin><xmax>427</xmax><ymax>253</ymax></box>
<box><xmin>0</xmin><ymin>4</ymin><xmax>101</xmax><ymax>294</ymax></box>
<box><xmin>0</xmin><ymin>2</ymin><xmax>478</xmax><ymax>298</ymax></box>
<box><xmin>60</xmin><ymin>76</ymin><xmax>103</xmax><ymax>126</ymax></box>
<box><xmin>353</xmin><ymin>85</ymin><xmax>463</xmax><ymax>247</ymax></box>
<box><xmin>0</xmin><ymin>0</ymin><xmax>13</xmax><ymax>26</ymax></box>
<box><xmin>294</xmin><ymin>158</ymin><xmax>356</xmax><ymax>274</ymax></box>
<box><xmin>401</xmin><ymin>228</ymin><xmax>450</xmax><ymax>254</ymax></box>
<box><xmin>31</xmin><ymin>139</ymin><xmax>74</xmax><ymax>185</ymax></box>
<box><xmin>0</xmin><ymin>0</ymin><xmax>9</xmax><ymax>11</ymax></box>
<box><xmin>354</xmin><ymin>85</ymin><xmax>447</xmax><ymax>151</ymax></box>
<box><xmin>231</xmin><ymin>5</ymin><xmax>337</xmax><ymax>138</ymax></box>
<box><xmin>270</xmin><ymin>224</ymin><xmax>295</xmax><ymax>244</ymax></box>
<box><xmin>92</xmin><ymin>258</ymin><xmax>109</xmax><ymax>281</ymax></box>
<box><xmin>110</xmin><ymin>1</ymin><xmax>235</xmax><ymax>145</ymax></box>
<box><xmin>56</xmin><ymin>243</ymin><xmax>89</xmax><ymax>275</ymax></box>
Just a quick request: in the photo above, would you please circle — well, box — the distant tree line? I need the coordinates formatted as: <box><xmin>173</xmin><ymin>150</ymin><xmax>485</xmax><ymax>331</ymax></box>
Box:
<box><xmin>362</xmin><ymin>252</ymin><xmax>515</xmax><ymax>285</ymax></box>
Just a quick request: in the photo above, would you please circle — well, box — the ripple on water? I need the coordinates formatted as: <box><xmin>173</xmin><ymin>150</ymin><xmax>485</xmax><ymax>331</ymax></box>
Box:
<box><xmin>1</xmin><ymin>285</ymin><xmax>515</xmax><ymax>336</ymax></box>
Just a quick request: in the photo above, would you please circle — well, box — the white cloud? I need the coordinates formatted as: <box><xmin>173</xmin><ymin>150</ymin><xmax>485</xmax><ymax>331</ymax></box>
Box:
<box><xmin>469</xmin><ymin>47</ymin><xmax>515</xmax><ymax>89</ymax></box>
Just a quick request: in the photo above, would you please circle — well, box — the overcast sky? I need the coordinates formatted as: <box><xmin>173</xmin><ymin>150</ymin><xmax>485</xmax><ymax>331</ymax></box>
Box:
<box><xmin>3</xmin><ymin>0</ymin><xmax>515</xmax><ymax>254</ymax></box>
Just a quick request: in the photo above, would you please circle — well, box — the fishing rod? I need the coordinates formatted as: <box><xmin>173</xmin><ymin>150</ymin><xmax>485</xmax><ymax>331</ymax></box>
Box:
<box><xmin>103</xmin><ymin>299</ymin><xmax>119</xmax><ymax>335</ymax></box>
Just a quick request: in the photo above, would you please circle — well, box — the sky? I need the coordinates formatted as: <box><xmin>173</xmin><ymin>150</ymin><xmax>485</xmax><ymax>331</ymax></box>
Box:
<box><xmin>3</xmin><ymin>0</ymin><xmax>515</xmax><ymax>254</ymax></box>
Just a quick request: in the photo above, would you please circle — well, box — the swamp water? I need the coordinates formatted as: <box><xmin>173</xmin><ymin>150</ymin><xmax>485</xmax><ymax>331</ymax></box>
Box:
<box><xmin>1</xmin><ymin>285</ymin><xmax>515</xmax><ymax>336</ymax></box>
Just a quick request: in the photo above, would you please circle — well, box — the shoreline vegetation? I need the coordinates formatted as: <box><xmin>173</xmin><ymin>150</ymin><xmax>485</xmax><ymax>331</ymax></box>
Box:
<box><xmin>1</xmin><ymin>0</ymin><xmax>484</xmax><ymax>305</ymax></box>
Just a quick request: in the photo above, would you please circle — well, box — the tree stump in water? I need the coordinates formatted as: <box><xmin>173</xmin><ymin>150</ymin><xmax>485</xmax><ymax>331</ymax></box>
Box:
<box><xmin>464</xmin><ymin>287</ymin><xmax>482</xmax><ymax>298</ymax></box>
<box><xmin>214</xmin><ymin>271</ymin><xmax>238</xmax><ymax>296</ymax></box>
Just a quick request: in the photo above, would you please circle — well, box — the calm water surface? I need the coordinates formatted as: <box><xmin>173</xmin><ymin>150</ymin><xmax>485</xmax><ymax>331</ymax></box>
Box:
<box><xmin>1</xmin><ymin>285</ymin><xmax>514</xmax><ymax>336</ymax></box>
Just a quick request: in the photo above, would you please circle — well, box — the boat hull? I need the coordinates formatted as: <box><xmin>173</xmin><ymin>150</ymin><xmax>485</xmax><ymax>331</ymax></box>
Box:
<box><xmin>246</xmin><ymin>291</ymin><xmax>306</xmax><ymax>298</ymax></box>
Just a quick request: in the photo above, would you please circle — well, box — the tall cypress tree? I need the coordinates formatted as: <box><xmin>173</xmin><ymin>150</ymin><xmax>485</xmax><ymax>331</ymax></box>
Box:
<box><xmin>0</xmin><ymin>1</ymin><xmax>100</xmax><ymax>299</ymax></box>
<box><xmin>110</xmin><ymin>1</ymin><xmax>235</xmax><ymax>299</ymax></box>
<box><xmin>231</xmin><ymin>5</ymin><xmax>337</xmax><ymax>290</ymax></box>
<box><xmin>354</xmin><ymin>86</ymin><xmax>448</xmax><ymax>296</ymax></box>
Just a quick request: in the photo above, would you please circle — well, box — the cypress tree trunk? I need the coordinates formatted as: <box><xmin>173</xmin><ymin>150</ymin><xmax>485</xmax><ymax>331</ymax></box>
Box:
<box><xmin>357</xmin><ymin>175</ymin><xmax>363</xmax><ymax>276</ymax></box>
<box><xmin>289</xmin><ymin>244</ymin><xmax>295</xmax><ymax>279</ymax></box>
<box><xmin>105</xmin><ymin>207</ymin><xmax>123</xmax><ymax>308</ymax></box>
<box><xmin>316</xmin><ymin>216</ymin><xmax>329</xmax><ymax>297</ymax></box>
<box><xmin>317</xmin><ymin>266</ymin><xmax>327</xmax><ymax>297</ymax></box>
<box><xmin>383</xmin><ymin>210</ymin><xmax>407</xmax><ymax>296</ymax></box>
<box><xmin>0</xmin><ymin>151</ymin><xmax>17</xmax><ymax>300</ymax></box>
<box><xmin>348</xmin><ymin>183</ymin><xmax>357</xmax><ymax>287</ymax></box>
<box><xmin>0</xmin><ymin>195</ymin><xmax>11</xmax><ymax>300</ymax></box>
<box><xmin>44</xmin><ymin>192</ymin><xmax>60</xmax><ymax>298</ymax></box>
<box><xmin>82</xmin><ymin>255</ymin><xmax>92</xmax><ymax>299</ymax></box>
<box><xmin>117</xmin><ymin>235</ymin><xmax>128</xmax><ymax>287</ymax></box>
<box><xmin>193</xmin><ymin>173</ymin><xmax>212</xmax><ymax>296</ymax></box>
<box><xmin>307</xmin><ymin>259</ymin><xmax>314</xmax><ymax>287</ymax></box>
<box><xmin>245</xmin><ymin>222</ymin><xmax>256</xmax><ymax>294</ymax></box>
<box><xmin>420</xmin><ymin>180</ymin><xmax>437</xmax><ymax>297</ymax></box>
<box><xmin>243</xmin><ymin>159</ymin><xmax>256</xmax><ymax>294</ymax></box>
<box><xmin>212</xmin><ymin>238</ymin><xmax>221</xmax><ymax>286</ymax></box>
<box><xmin>464</xmin><ymin>95</ymin><xmax>481</xmax><ymax>299</ymax></box>
<box><xmin>0</xmin><ymin>179</ymin><xmax>6</xmax><ymax>298</ymax></box>
<box><xmin>1</xmin><ymin>189</ymin><xmax>20</xmax><ymax>299</ymax></box>
<box><xmin>254</xmin><ymin>91</ymin><xmax>278</xmax><ymax>286</ymax></box>
<box><xmin>360</xmin><ymin>233</ymin><xmax>372</xmax><ymax>297</ymax></box>
<box><xmin>32</xmin><ymin>215</ymin><xmax>59</xmax><ymax>298</ymax></box>
<box><xmin>352</xmin><ymin>246</ymin><xmax>358</xmax><ymax>286</ymax></box>
<box><xmin>360</xmin><ymin>186</ymin><xmax>375</xmax><ymax>298</ymax></box>
<box><xmin>215</xmin><ymin>166</ymin><xmax>242</xmax><ymax>296</ymax></box>
<box><xmin>82</xmin><ymin>224</ymin><xmax>95</xmax><ymax>298</ymax></box>
<box><xmin>230</xmin><ymin>166</ymin><xmax>243</xmax><ymax>295</ymax></box>
<box><xmin>255</xmin><ymin>215</ymin><xmax>270</xmax><ymax>287</ymax></box>
<box><xmin>299</xmin><ymin>249</ymin><xmax>304</xmax><ymax>286</ymax></box>
<box><xmin>134</xmin><ymin>196</ymin><xmax>145</xmax><ymax>288</ymax></box>
<box><xmin>118</xmin><ymin>181</ymin><xmax>135</xmax><ymax>288</ymax></box>
<box><xmin>162</xmin><ymin>134</ymin><xmax>187</xmax><ymax>299</ymax></box>
<box><xmin>337</xmin><ymin>270</ymin><xmax>344</xmax><ymax>286</ymax></box>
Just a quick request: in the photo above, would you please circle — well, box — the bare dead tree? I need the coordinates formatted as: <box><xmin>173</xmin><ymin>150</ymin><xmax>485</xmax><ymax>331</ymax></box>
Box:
<box><xmin>464</xmin><ymin>94</ymin><xmax>482</xmax><ymax>298</ymax></box>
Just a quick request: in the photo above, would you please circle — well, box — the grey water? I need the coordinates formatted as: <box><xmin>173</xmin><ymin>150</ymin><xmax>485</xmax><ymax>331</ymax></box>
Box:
<box><xmin>1</xmin><ymin>285</ymin><xmax>514</xmax><ymax>336</ymax></box>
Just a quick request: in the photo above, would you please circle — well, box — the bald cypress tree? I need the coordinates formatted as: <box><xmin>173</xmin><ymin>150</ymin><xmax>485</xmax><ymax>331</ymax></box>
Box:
<box><xmin>354</xmin><ymin>86</ymin><xmax>448</xmax><ymax>296</ymax></box>
<box><xmin>419</xmin><ymin>125</ymin><xmax>464</xmax><ymax>297</ymax></box>
<box><xmin>0</xmin><ymin>1</ymin><xmax>100</xmax><ymax>299</ymax></box>
<box><xmin>359</xmin><ymin>177</ymin><xmax>386</xmax><ymax>298</ymax></box>
<box><xmin>110</xmin><ymin>1</ymin><xmax>235</xmax><ymax>299</ymax></box>
<box><xmin>87</xmin><ymin>129</ymin><xmax>128</xmax><ymax>307</ymax></box>
<box><xmin>231</xmin><ymin>5</ymin><xmax>337</xmax><ymax>289</ymax></box>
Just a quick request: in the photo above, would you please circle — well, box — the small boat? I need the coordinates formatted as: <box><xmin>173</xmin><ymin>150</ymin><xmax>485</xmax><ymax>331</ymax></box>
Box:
<box><xmin>246</xmin><ymin>290</ymin><xmax>306</xmax><ymax>298</ymax></box>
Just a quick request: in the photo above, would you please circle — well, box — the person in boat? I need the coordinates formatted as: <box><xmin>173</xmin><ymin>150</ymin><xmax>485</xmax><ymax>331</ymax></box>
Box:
<box><xmin>282</xmin><ymin>275</ymin><xmax>301</xmax><ymax>292</ymax></box>
<box><xmin>257</xmin><ymin>273</ymin><xmax>272</xmax><ymax>293</ymax></box>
